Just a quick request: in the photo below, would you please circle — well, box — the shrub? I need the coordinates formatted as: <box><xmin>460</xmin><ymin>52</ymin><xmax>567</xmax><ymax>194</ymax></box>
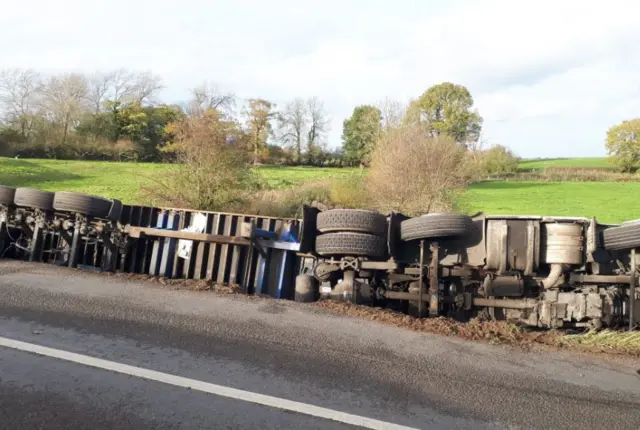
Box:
<box><xmin>246</xmin><ymin>180</ymin><xmax>333</xmax><ymax>218</ymax></box>
<box><xmin>328</xmin><ymin>172</ymin><xmax>371</xmax><ymax>209</ymax></box>
<box><xmin>366</xmin><ymin>124</ymin><xmax>476</xmax><ymax>215</ymax></box>
<box><xmin>245</xmin><ymin>174</ymin><xmax>371</xmax><ymax>218</ymax></box>
<box><xmin>479</xmin><ymin>144</ymin><xmax>519</xmax><ymax>175</ymax></box>
<box><xmin>143</xmin><ymin>111</ymin><xmax>259</xmax><ymax>211</ymax></box>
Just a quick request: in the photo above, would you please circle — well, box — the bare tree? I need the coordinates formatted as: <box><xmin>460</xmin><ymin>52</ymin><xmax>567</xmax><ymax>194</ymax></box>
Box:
<box><xmin>129</xmin><ymin>71</ymin><xmax>164</xmax><ymax>105</ymax></box>
<box><xmin>186</xmin><ymin>82</ymin><xmax>235</xmax><ymax>118</ymax></box>
<box><xmin>40</xmin><ymin>73</ymin><xmax>90</xmax><ymax>146</ymax></box>
<box><xmin>377</xmin><ymin>97</ymin><xmax>405</xmax><ymax>130</ymax></box>
<box><xmin>110</xmin><ymin>68</ymin><xmax>136</xmax><ymax>103</ymax></box>
<box><xmin>0</xmin><ymin>68</ymin><xmax>43</xmax><ymax>138</ymax></box>
<box><xmin>87</xmin><ymin>68</ymin><xmax>138</xmax><ymax>112</ymax></box>
<box><xmin>87</xmin><ymin>69</ymin><xmax>164</xmax><ymax>111</ymax></box>
<box><xmin>306</xmin><ymin>97</ymin><xmax>329</xmax><ymax>164</ymax></box>
<box><xmin>277</xmin><ymin>98</ymin><xmax>308</xmax><ymax>163</ymax></box>
<box><xmin>87</xmin><ymin>71</ymin><xmax>116</xmax><ymax>114</ymax></box>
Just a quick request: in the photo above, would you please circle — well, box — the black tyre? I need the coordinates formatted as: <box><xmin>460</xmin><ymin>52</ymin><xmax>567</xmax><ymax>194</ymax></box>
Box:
<box><xmin>317</xmin><ymin>209</ymin><xmax>387</xmax><ymax>236</ymax></box>
<box><xmin>315</xmin><ymin>232</ymin><xmax>386</xmax><ymax>258</ymax></box>
<box><xmin>13</xmin><ymin>187</ymin><xmax>55</xmax><ymax>211</ymax></box>
<box><xmin>400</xmin><ymin>213</ymin><xmax>472</xmax><ymax>241</ymax></box>
<box><xmin>53</xmin><ymin>191</ymin><xmax>112</xmax><ymax>218</ymax></box>
<box><xmin>0</xmin><ymin>185</ymin><xmax>16</xmax><ymax>206</ymax></box>
<box><xmin>602</xmin><ymin>221</ymin><xmax>640</xmax><ymax>251</ymax></box>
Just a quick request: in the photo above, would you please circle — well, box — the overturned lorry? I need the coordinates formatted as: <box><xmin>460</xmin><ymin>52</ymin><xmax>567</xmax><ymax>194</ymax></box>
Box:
<box><xmin>297</xmin><ymin>206</ymin><xmax>640</xmax><ymax>330</ymax></box>
<box><xmin>1</xmin><ymin>184</ymin><xmax>639</xmax><ymax>331</ymax></box>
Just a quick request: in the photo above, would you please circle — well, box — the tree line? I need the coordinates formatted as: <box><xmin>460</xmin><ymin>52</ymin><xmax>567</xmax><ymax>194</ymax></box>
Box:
<box><xmin>0</xmin><ymin>68</ymin><xmax>340</xmax><ymax>164</ymax></box>
<box><xmin>0</xmin><ymin>67</ymin><xmax>518</xmax><ymax>170</ymax></box>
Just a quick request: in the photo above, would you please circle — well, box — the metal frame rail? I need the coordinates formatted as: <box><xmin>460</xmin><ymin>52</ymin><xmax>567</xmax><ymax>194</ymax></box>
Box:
<box><xmin>0</xmin><ymin>204</ymin><xmax>303</xmax><ymax>301</ymax></box>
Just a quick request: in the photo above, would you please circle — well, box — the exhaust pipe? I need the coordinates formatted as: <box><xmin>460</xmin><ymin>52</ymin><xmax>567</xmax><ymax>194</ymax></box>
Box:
<box><xmin>541</xmin><ymin>263</ymin><xmax>564</xmax><ymax>289</ymax></box>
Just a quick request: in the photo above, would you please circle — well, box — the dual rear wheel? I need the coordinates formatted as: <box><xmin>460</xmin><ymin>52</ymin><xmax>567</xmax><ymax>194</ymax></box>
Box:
<box><xmin>314</xmin><ymin>209</ymin><xmax>388</xmax><ymax>258</ymax></box>
<box><xmin>313</xmin><ymin>209</ymin><xmax>475</xmax><ymax>257</ymax></box>
<box><xmin>0</xmin><ymin>186</ymin><xmax>120</xmax><ymax>220</ymax></box>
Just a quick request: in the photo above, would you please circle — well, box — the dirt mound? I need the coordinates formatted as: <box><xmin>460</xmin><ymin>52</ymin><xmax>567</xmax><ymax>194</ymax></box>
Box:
<box><xmin>314</xmin><ymin>299</ymin><xmax>559</xmax><ymax>348</ymax></box>
<box><xmin>314</xmin><ymin>299</ymin><xmax>640</xmax><ymax>358</ymax></box>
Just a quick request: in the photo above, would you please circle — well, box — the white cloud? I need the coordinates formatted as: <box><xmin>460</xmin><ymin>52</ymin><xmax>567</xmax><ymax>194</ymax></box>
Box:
<box><xmin>1</xmin><ymin>0</ymin><xmax>639</xmax><ymax>157</ymax></box>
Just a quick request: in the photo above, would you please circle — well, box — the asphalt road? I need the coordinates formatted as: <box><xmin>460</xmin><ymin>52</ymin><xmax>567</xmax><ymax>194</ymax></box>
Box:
<box><xmin>0</xmin><ymin>261</ymin><xmax>639</xmax><ymax>430</ymax></box>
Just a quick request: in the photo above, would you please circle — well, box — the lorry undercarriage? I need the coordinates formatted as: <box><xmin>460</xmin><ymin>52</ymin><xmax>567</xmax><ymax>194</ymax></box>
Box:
<box><xmin>298</xmin><ymin>206</ymin><xmax>640</xmax><ymax>330</ymax></box>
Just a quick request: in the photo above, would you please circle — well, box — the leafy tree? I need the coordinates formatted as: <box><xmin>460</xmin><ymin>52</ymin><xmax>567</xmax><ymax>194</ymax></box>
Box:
<box><xmin>145</xmin><ymin>110</ymin><xmax>256</xmax><ymax>211</ymax></box>
<box><xmin>77</xmin><ymin>101</ymin><xmax>142</xmax><ymax>142</ymax></box>
<box><xmin>77</xmin><ymin>101</ymin><xmax>184</xmax><ymax>160</ymax></box>
<box><xmin>140</xmin><ymin>104</ymin><xmax>184</xmax><ymax>157</ymax></box>
<box><xmin>606</xmin><ymin>118</ymin><xmax>640</xmax><ymax>173</ymax></box>
<box><xmin>404</xmin><ymin>82</ymin><xmax>482</xmax><ymax>147</ymax></box>
<box><xmin>243</xmin><ymin>98</ymin><xmax>276</xmax><ymax>165</ymax></box>
<box><xmin>341</xmin><ymin>105</ymin><xmax>382</xmax><ymax>166</ymax></box>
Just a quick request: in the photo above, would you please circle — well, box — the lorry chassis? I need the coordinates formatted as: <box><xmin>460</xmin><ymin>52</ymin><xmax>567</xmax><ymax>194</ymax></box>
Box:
<box><xmin>298</xmin><ymin>206</ymin><xmax>639</xmax><ymax>330</ymax></box>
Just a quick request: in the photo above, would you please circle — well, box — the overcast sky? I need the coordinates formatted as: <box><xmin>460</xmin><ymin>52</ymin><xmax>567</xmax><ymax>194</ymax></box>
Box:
<box><xmin>2</xmin><ymin>0</ymin><xmax>639</xmax><ymax>158</ymax></box>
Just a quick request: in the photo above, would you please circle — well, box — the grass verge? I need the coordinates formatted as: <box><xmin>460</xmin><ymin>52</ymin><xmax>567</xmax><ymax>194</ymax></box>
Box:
<box><xmin>561</xmin><ymin>329</ymin><xmax>640</xmax><ymax>355</ymax></box>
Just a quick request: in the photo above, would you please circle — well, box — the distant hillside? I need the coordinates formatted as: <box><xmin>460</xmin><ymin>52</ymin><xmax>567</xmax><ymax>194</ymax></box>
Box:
<box><xmin>518</xmin><ymin>157</ymin><xmax>613</xmax><ymax>170</ymax></box>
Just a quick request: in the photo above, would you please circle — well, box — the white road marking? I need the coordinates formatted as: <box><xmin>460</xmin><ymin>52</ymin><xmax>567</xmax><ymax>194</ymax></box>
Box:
<box><xmin>0</xmin><ymin>336</ymin><xmax>418</xmax><ymax>430</ymax></box>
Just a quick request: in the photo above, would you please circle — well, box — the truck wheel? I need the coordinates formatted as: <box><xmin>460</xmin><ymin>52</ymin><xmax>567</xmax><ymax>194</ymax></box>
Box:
<box><xmin>53</xmin><ymin>191</ymin><xmax>113</xmax><ymax>218</ymax></box>
<box><xmin>400</xmin><ymin>213</ymin><xmax>472</xmax><ymax>241</ymax></box>
<box><xmin>13</xmin><ymin>188</ymin><xmax>55</xmax><ymax>211</ymax></box>
<box><xmin>317</xmin><ymin>209</ymin><xmax>387</xmax><ymax>236</ymax></box>
<box><xmin>602</xmin><ymin>221</ymin><xmax>640</xmax><ymax>251</ymax></box>
<box><xmin>315</xmin><ymin>232</ymin><xmax>386</xmax><ymax>258</ymax></box>
<box><xmin>0</xmin><ymin>185</ymin><xmax>16</xmax><ymax>206</ymax></box>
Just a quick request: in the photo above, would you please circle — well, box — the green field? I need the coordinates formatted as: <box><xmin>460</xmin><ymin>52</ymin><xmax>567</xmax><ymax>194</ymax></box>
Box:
<box><xmin>1</xmin><ymin>157</ymin><xmax>638</xmax><ymax>224</ymax></box>
<box><xmin>463</xmin><ymin>181</ymin><xmax>640</xmax><ymax>223</ymax></box>
<box><xmin>0</xmin><ymin>158</ymin><xmax>168</xmax><ymax>203</ymax></box>
<box><xmin>518</xmin><ymin>157</ymin><xmax>612</xmax><ymax>170</ymax></box>
<box><xmin>0</xmin><ymin>158</ymin><xmax>359</xmax><ymax>203</ymax></box>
